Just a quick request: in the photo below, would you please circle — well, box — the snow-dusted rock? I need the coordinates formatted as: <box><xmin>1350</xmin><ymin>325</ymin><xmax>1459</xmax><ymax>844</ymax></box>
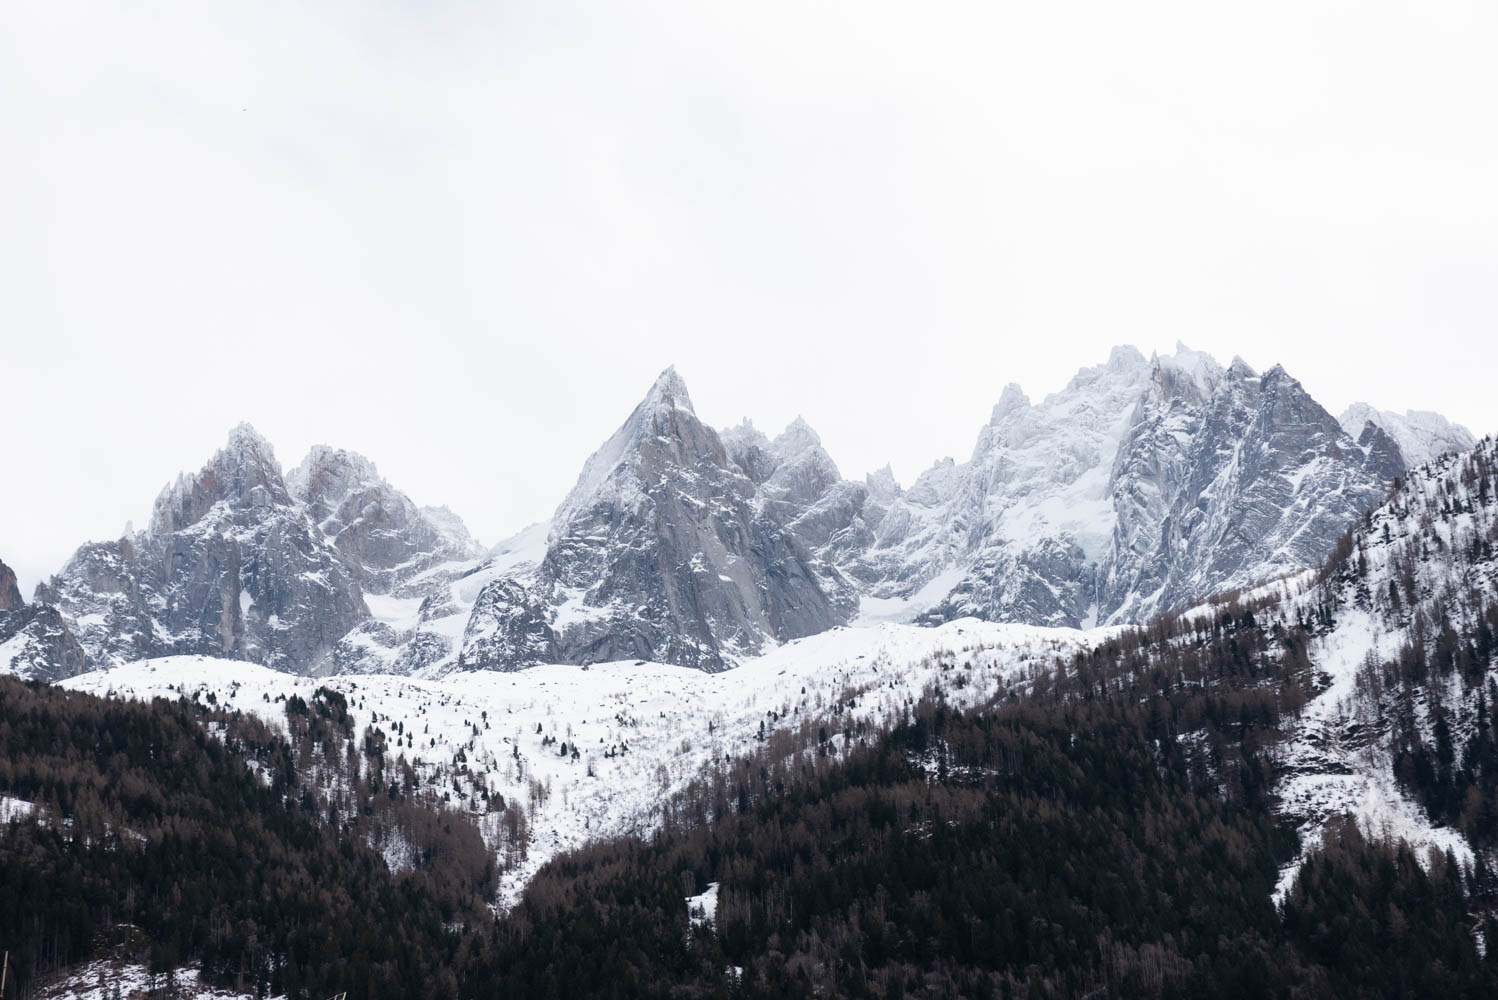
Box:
<box><xmin>288</xmin><ymin>444</ymin><xmax>483</xmax><ymax>594</ymax></box>
<box><xmin>39</xmin><ymin>425</ymin><xmax>367</xmax><ymax>672</ymax></box>
<box><xmin>847</xmin><ymin>344</ymin><xmax>1432</xmax><ymax>629</ymax></box>
<box><xmin>532</xmin><ymin>368</ymin><xmax>852</xmax><ymax>669</ymax></box>
<box><xmin>1338</xmin><ymin>403</ymin><xmax>1476</xmax><ymax>472</ymax></box>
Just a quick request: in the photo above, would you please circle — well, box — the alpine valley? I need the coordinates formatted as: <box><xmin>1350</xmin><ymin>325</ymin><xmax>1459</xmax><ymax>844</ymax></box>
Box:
<box><xmin>4</xmin><ymin>344</ymin><xmax>1497</xmax><ymax>999</ymax></box>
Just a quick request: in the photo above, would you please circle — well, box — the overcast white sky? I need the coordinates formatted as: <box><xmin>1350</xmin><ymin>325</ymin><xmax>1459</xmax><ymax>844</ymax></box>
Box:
<box><xmin>3</xmin><ymin>1</ymin><xmax>1496</xmax><ymax>596</ymax></box>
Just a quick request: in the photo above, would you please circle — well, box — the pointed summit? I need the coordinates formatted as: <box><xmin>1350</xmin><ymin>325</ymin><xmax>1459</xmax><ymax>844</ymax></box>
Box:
<box><xmin>1227</xmin><ymin>356</ymin><xmax>1257</xmax><ymax>378</ymax></box>
<box><xmin>771</xmin><ymin>416</ymin><xmax>822</xmax><ymax>459</ymax></box>
<box><xmin>641</xmin><ymin>365</ymin><xmax>694</xmax><ymax>415</ymax></box>
<box><xmin>287</xmin><ymin>445</ymin><xmax>382</xmax><ymax>506</ymax></box>
<box><xmin>991</xmin><ymin>383</ymin><xmax>1030</xmax><ymax>422</ymax></box>
<box><xmin>288</xmin><ymin>443</ymin><xmax>481</xmax><ymax>593</ymax></box>
<box><xmin>555</xmin><ymin>367</ymin><xmax>713</xmax><ymax>527</ymax></box>
<box><xmin>150</xmin><ymin>424</ymin><xmax>292</xmax><ymax>536</ymax></box>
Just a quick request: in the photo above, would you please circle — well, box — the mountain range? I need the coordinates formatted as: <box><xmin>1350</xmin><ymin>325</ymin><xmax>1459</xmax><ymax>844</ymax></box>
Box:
<box><xmin>2</xmin><ymin>343</ymin><xmax>1476</xmax><ymax>680</ymax></box>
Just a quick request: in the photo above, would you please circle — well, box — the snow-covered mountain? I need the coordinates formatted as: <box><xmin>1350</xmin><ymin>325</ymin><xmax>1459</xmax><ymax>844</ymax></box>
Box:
<box><xmin>1338</xmin><ymin>403</ymin><xmax>1476</xmax><ymax>472</ymax></box>
<box><xmin>0</xmin><ymin>557</ymin><xmax>89</xmax><ymax>682</ymax></box>
<box><xmin>842</xmin><ymin>344</ymin><xmax>1457</xmax><ymax>630</ymax></box>
<box><xmin>9</xmin><ymin>347</ymin><xmax>1479</xmax><ymax>680</ymax></box>
<box><xmin>288</xmin><ymin>445</ymin><xmax>483</xmax><ymax>593</ymax></box>
<box><xmin>29</xmin><ymin>425</ymin><xmax>480</xmax><ymax>675</ymax></box>
<box><xmin>522</xmin><ymin>368</ymin><xmax>854</xmax><ymax>670</ymax></box>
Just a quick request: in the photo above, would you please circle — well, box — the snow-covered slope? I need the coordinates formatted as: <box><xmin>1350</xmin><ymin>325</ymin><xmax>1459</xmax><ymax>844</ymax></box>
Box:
<box><xmin>1141</xmin><ymin>435</ymin><xmax>1498</xmax><ymax>901</ymax></box>
<box><xmin>288</xmin><ymin>444</ymin><xmax>483</xmax><ymax>593</ymax></box>
<box><xmin>64</xmin><ymin>618</ymin><xmax>1098</xmax><ymax>907</ymax></box>
<box><xmin>1338</xmin><ymin>403</ymin><xmax>1476</xmax><ymax>471</ymax></box>
<box><xmin>844</xmin><ymin>344</ymin><xmax>1403</xmax><ymax>630</ymax></box>
<box><xmin>1267</xmin><ymin>435</ymin><xmax>1498</xmax><ymax>897</ymax></box>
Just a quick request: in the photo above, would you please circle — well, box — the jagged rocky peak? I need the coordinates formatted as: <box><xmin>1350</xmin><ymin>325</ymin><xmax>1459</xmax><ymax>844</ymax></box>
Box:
<box><xmin>1148</xmin><ymin>341</ymin><xmax>1224</xmax><ymax>402</ymax></box>
<box><xmin>989</xmin><ymin>382</ymin><xmax>1031</xmax><ymax>423</ymax></box>
<box><xmin>1097</xmin><ymin>352</ymin><xmax>1395</xmax><ymax>625</ymax></box>
<box><xmin>1338</xmin><ymin>402</ymin><xmax>1476</xmax><ymax>471</ymax></box>
<box><xmin>764</xmin><ymin>417</ymin><xmax>842</xmax><ymax>507</ymax></box>
<box><xmin>550</xmin><ymin>365</ymin><xmax>716</xmax><ymax>531</ymax></box>
<box><xmin>721</xmin><ymin>419</ymin><xmax>777</xmax><ymax>485</ymax></box>
<box><xmin>286</xmin><ymin>444</ymin><xmax>382</xmax><ymax>509</ymax></box>
<box><xmin>723</xmin><ymin>415</ymin><xmax>843</xmax><ymax>505</ymax></box>
<box><xmin>770</xmin><ymin>416</ymin><xmax>823</xmax><ymax>459</ymax></box>
<box><xmin>0</xmin><ymin>558</ymin><xmax>22</xmax><ymax>612</ymax></box>
<box><xmin>150</xmin><ymin>422</ymin><xmax>291</xmax><ymax>535</ymax></box>
<box><xmin>42</xmin><ymin>423</ymin><xmax>368</xmax><ymax>674</ymax></box>
<box><xmin>518</xmin><ymin>367</ymin><xmax>853</xmax><ymax>670</ymax></box>
<box><xmin>286</xmin><ymin>444</ymin><xmax>480</xmax><ymax>593</ymax></box>
<box><xmin>865</xmin><ymin>465</ymin><xmax>903</xmax><ymax>502</ymax></box>
<box><xmin>1</xmin><ymin>555</ymin><xmax>91</xmax><ymax>681</ymax></box>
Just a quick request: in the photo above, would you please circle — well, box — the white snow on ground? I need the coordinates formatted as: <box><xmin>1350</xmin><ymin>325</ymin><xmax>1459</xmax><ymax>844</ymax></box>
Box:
<box><xmin>854</xmin><ymin>567</ymin><xmax>966</xmax><ymax>625</ymax></box>
<box><xmin>1</xmin><ymin>794</ymin><xmax>35</xmax><ymax>822</ymax></box>
<box><xmin>62</xmin><ymin>619</ymin><xmax>1093</xmax><ymax>908</ymax></box>
<box><xmin>0</xmin><ymin>630</ymin><xmax>32</xmax><ymax>676</ymax></box>
<box><xmin>1270</xmin><ymin>605</ymin><xmax>1475</xmax><ymax>904</ymax></box>
<box><xmin>686</xmin><ymin>882</ymin><xmax>719</xmax><ymax>929</ymax></box>
<box><xmin>363</xmin><ymin>592</ymin><xmax>425</xmax><ymax>631</ymax></box>
<box><xmin>33</xmin><ymin>957</ymin><xmax>273</xmax><ymax>999</ymax></box>
<box><xmin>485</xmin><ymin>520</ymin><xmax>550</xmax><ymax>575</ymax></box>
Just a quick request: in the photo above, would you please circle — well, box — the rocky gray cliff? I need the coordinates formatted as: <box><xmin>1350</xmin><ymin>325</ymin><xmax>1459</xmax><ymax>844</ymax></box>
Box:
<box><xmin>288</xmin><ymin>445</ymin><xmax>482</xmax><ymax>594</ymax></box>
<box><xmin>838</xmin><ymin>345</ymin><xmax>1469</xmax><ymax>629</ymax></box>
<box><xmin>525</xmin><ymin>368</ymin><xmax>853</xmax><ymax>670</ymax></box>
<box><xmin>18</xmin><ymin>348</ymin><xmax>1476</xmax><ymax>679</ymax></box>
<box><xmin>1093</xmin><ymin>356</ymin><xmax>1399</xmax><ymax>623</ymax></box>
<box><xmin>32</xmin><ymin>426</ymin><xmax>490</xmax><ymax>676</ymax></box>
<box><xmin>1</xmin><ymin>557</ymin><xmax>89</xmax><ymax>682</ymax></box>
<box><xmin>37</xmin><ymin>425</ymin><xmax>368</xmax><ymax>671</ymax></box>
<box><xmin>1338</xmin><ymin>403</ymin><xmax>1476</xmax><ymax>471</ymax></box>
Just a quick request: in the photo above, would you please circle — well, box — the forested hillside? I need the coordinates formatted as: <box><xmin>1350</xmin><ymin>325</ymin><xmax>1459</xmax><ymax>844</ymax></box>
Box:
<box><xmin>472</xmin><ymin>606</ymin><xmax>1498</xmax><ymax>997</ymax></box>
<box><xmin>0</xmin><ymin>679</ymin><xmax>494</xmax><ymax>999</ymax></box>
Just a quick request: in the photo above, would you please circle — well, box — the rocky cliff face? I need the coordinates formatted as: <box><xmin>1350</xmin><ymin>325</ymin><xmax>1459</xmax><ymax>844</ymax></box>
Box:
<box><xmin>0</xmin><ymin>559</ymin><xmax>23</xmax><ymax>612</ymax></box>
<box><xmin>843</xmin><ymin>345</ymin><xmax>1462</xmax><ymax>630</ymax></box>
<box><xmin>35</xmin><ymin>427</ymin><xmax>489</xmax><ymax>676</ymax></box>
<box><xmin>529</xmin><ymin>368</ymin><xmax>852</xmax><ymax>670</ymax></box>
<box><xmin>39</xmin><ymin>425</ymin><xmax>368</xmax><ymax>672</ymax></box>
<box><xmin>1095</xmin><ymin>357</ymin><xmax>1397</xmax><ymax>623</ymax></box>
<box><xmin>1338</xmin><ymin>403</ymin><xmax>1476</xmax><ymax>471</ymax></box>
<box><xmin>1</xmin><ymin>557</ymin><xmax>89</xmax><ymax>682</ymax></box>
<box><xmin>288</xmin><ymin>445</ymin><xmax>482</xmax><ymax>594</ymax></box>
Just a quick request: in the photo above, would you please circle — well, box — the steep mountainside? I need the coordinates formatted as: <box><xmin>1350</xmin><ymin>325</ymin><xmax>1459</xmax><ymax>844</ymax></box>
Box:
<box><xmin>288</xmin><ymin>445</ymin><xmax>482</xmax><ymax>593</ymax></box>
<box><xmin>1267</xmin><ymin>433</ymin><xmax>1498</xmax><ymax>890</ymax></box>
<box><xmin>14</xmin><ymin>348</ymin><xmax>1478</xmax><ymax>679</ymax></box>
<box><xmin>29</xmin><ymin>426</ymin><xmax>480</xmax><ymax>675</ymax></box>
<box><xmin>528</xmin><ymin>369</ymin><xmax>854</xmax><ymax>669</ymax></box>
<box><xmin>1339</xmin><ymin>402</ymin><xmax>1477</xmax><ymax>471</ymax></box>
<box><xmin>845</xmin><ymin>345</ymin><xmax>1465</xmax><ymax>629</ymax></box>
<box><xmin>0</xmin><ymin>557</ymin><xmax>89</xmax><ymax>681</ymax></box>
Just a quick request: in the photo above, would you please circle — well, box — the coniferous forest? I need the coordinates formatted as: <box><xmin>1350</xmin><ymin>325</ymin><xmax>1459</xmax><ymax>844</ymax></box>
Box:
<box><xmin>4</xmin><ymin>603</ymin><xmax>1498</xmax><ymax>997</ymax></box>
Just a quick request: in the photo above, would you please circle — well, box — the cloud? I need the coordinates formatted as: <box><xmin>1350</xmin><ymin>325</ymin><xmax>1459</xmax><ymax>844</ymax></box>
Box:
<box><xmin>2</xmin><ymin>0</ymin><xmax>1495</xmax><ymax>595</ymax></box>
